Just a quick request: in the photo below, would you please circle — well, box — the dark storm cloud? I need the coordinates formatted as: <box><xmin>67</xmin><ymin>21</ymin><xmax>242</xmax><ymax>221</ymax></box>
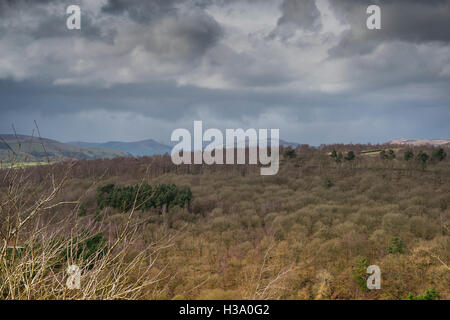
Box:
<box><xmin>0</xmin><ymin>78</ymin><xmax>297</xmax><ymax>120</ymax></box>
<box><xmin>1</xmin><ymin>78</ymin><xmax>449</xmax><ymax>145</ymax></box>
<box><xmin>101</xmin><ymin>0</ymin><xmax>272</xmax><ymax>19</ymax></box>
<box><xmin>2</xmin><ymin>75</ymin><xmax>449</xmax><ymax>123</ymax></box>
<box><xmin>141</xmin><ymin>12</ymin><xmax>223</xmax><ymax>63</ymax></box>
<box><xmin>277</xmin><ymin>0</ymin><xmax>321</xmax><ymax>31</ymax></box>
<box><xmin>31</xmin><ymin>13</ymin><xmax>116</xmax><ymax>44</ymax></box>
<box><xmin>0</xmin><ymin>0</ymin><xmax>53</xmax><ymax>12</ymax></box>
<box><xmin>101</xmin><ymin>0</ymin><xmax>223</xmax><ymax>62</ymax></box>
<box><xmin>0</xmin><ymin>0</ymin><xmax>115</xmax><ymax>43</ymax></box>
<box><xmin>101</xmin><ymin>0</ymin><xmax>180</xmax><ymax>23</ymax></box>
<box><xmin>329</xmin><ymin>0</ymin><xmax>450</xmax><ymax>56</ymax></box>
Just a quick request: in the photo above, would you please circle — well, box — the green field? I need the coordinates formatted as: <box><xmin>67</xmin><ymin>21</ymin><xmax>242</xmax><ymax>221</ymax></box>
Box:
<box><xmin>360</xmin><ymin>148</ymin><xmax>402</xmax><ymax>157</ymax></box>
<box><xmin>1</xmin><ymin>161</ymin><xmax>51</xmax><ymax>169</ymax></box>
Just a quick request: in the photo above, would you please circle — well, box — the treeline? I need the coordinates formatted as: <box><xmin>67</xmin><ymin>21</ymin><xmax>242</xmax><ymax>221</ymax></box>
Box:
<box><xmin>382</xmin><ymin>147</ymin><xmax>446</xmax><ymax>170</ymax></box>
<box><xmin>325</xmin><ymin>146</ymin><xmax>447</xmax><ymax>167</ymax></box>
<box><xmin>96</xmin><ymin>182</ymin><xmax>192</xmax><ymax>213</ymax></box>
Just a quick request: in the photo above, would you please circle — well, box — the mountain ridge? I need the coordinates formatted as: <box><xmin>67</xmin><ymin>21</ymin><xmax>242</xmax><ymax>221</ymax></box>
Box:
<box><xmin>68</xmin><ymin>139</ymin><xmax>173</xmax><ymax>157</ymax></box>
<box><xmin>0</xmin><ymin>134</ymin><xmax>131</xmax><ymax>162</ymax></box>
<box><xmin>69</xmin><ymin>139</ymin><xmax>300</xmax><ymax>156</ymax></box>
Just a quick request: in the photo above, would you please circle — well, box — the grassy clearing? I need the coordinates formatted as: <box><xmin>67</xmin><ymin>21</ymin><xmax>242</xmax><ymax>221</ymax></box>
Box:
<box><xmin>360</xmin><ymin>148</ymin><xmax>402</xmax><ymax>157</ymax></box>
<box><xmin>1</xmin><ymin>161</ymin><xmax>51</xmax><ymax>169</ymax></box>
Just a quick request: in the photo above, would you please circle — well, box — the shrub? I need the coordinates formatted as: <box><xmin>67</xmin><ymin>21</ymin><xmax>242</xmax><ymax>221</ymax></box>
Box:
<box><xmin>345</xmin><ymin>151</ymin><xmax>356</xmax><ymax>161</ymax></box>
<box><xmin>403</xmin><ymin>150</ymin><xmax>414</xmax><ymax>161</ymax></box>
<box><xmin>77</xmin><ymin>204</ymin><xmax>87</xmax><ymax>217</ymax></box>
<box><xmin>382</xmin><ymin>213</ymin><xmax>408</xmax><ymax>234</ymax></box>
<box><xmin>75</xmin><ymin>233</ymin><xmax>107</xmax><ymax>265</ymax></box>
<box><xmin>380</xmin><ymin>149</ymin><xmax>396</xmax><ymax>160</ymax></box>
<box><xmin>330</xmin><ymin>150</ymin><xmax>343</xmax><ymax>163</ymax></box>
<box><xmin>431</xmin><ymin>147</ymin><xmax>446</xmax><ymax>162</ymax></box>
<box><xmin>284</xmin><ymin>149</ymin><xmax>296</xmax><ymax>159</ymax></box>
<box><xmin>323</xmin><ymin>179</ymin><xmax>334</xmax><ymax>188</ymax></box>
<box><xmin>406</xmin><ymin>288</ymin><xmax>440</xmax><ymax>300</ymax></box>
<box><xmin>330</xmin><ymin>149</ymin><xmax>337</xmax><ymax>159</ymax></box>
<box><xmin>96</xmin><ymin>183</ymin><xmax>192</xmax><ymax>213</ymax></box>
<box><xmin>409</xmin><ymin>216</ymin><xmax>437</xmax><ymax>239</ymax></box>
<box><xmin>415</xmin><ymin>151</ymin><xmax>429</xmax><ymax>170</ymax></box>
<box><xmin>387</xmin><ymin>236</ymin><xmax>405</xmax><ymax>254</ymax></box>
<box><xmin>353</xmin><ymin>258</ymin><xmax>369</xmax><ymax>292</ymax></box>
<box><xmin>57</xmin><ymin>232</ymin><xmax>107</xmax><ymax>269</ymax></box>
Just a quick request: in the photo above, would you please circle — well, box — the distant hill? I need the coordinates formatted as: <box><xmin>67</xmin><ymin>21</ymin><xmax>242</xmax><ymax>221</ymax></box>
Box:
<box><xmin>69</xmin><ymin>138</ymin><xmax>299</xmax><ymax>157</ymax></box>
<box><xmin>389</xmin><ymin>138</ymin><xmax>450</xmax><ymax>147</ymax></box>
<box><xmin>174</xmin><ymin>138</ymin><xmax>301</xmax><ymax>150</ymax></box>
<box><xmin>0</xmin><ymin>134</ymin><xmax>301</xmax><ymax>163</ymax></box>
<box><xmin>227</xmin><ymin>139</ymin><xmax>301</xmax><ymax>149</ymax></box>
<box><xmin>279</xmin><ymin>139</ymin><xmax>300</xmax><ymax>148</ymax></box>
<box><xmin>68</xmin><ymin>139</ymin><xmax>173</xmax><ymax>157</ymax></box>
<box><xmin>0</xmin><ymin>134</ymin><xmax>131</xmax><ymax>162</ymax></box>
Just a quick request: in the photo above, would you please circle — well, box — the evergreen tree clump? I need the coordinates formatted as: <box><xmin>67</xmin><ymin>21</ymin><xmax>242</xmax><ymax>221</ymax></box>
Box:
<box><xmin>380</xmin><ymin>149</ymin><xmax>396</xmax><ymax>160</ymax></box>
<box><xmin>77</xmin><ymin>204</ymin><xmax>87</xmax><ymax>217</ymax></box>
<box><xmin>353</xmin><ymin>258</ymin><xmax>369</xmax><ymax>292</ymax></box>
<box><xmin>345</xmin><ymin>151</ymin><xmax>356</xmax><ymax>161</ymax></box>
<box><xmin>431</xmin><ymin>147</ymin><xmax>447</xmax><ymax>162</ymax></box>
<box><xmin>406</xmin><ymin>288</ymin><xmax>440</xmax><ymax>300</ymax></box>
<box><xmin>96</xmin><ymin>183</ymin><xmax>192</xmax><ymax>213</ymax></box>
<box><xmin>403</xmin><ymin>150</ymin><xmax>414</xmax><ymax>161</ymax></box>
<box><xmin>388</xmin><ymin>149</ymin><xmax>396</xmax><ymax>159</ymax></box>
<box><xmin>387</xmin><ymin>236</ymin><xmax>405</xmax><ymax>254</ymax></box>
<box><xmin>55</xmin><ymin>232</ymin><xmax>107</xmax><ymax>270</ymax></box>
<box><xmin>283</xmin><ymin>149</ymin><xmax>296</xmax><ymax>159</ymax></box>
<box><xmin>415</xmin><ymin>151</ymin><xmax>429</xmax><ymax>170</ymax></box>
<box><xmin>74</xmin><ymin>233</ymin><xmax>107</xmax><ymax>266</ymax></box>
<box><xmin>323</xmin><ymin>178</ymin><xmax>334</xmax><ymax>188</ymax></box>
<box><xmin>330</xmin><ymin>150</ymin><xmax>343</xmax><ymax>163</ymax></box>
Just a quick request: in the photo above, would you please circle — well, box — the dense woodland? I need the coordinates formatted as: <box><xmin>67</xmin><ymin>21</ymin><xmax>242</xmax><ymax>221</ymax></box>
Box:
<box><xmin>0</xmin><ymin>143</ymin><xmax>449</xmax><ymax>299</ymax></box>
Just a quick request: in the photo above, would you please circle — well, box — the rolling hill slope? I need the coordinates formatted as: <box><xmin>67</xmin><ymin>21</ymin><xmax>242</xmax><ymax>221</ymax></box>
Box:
<box><xmin>68</xmin><ymin>139</ymin><xmax>173</xmax><ymax>157</ymax></box>
<box><xmin>0</xmin><ymin>134</ymin><xmax>131</xmax><ymax>162</ymax></box>
<box><xmin>389</xmin><ymin>138</ymin><xmax>450</xmax><ymax>146</ymax></box>
<box><xmin>69</xmin><ymin>138</ymin><xmax>300</xmax><ymax>156</ymax></box>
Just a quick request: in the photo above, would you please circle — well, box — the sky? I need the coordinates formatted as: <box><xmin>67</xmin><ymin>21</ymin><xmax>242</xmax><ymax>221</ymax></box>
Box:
<box><xmin>0</xmin><ymin>0</ymin><xmax>449</xmax><ymax>145</ymax></box>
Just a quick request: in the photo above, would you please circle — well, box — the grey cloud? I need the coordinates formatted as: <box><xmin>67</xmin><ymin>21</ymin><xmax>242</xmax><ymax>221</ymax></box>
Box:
<box><xmin>101</xmin><ymin>0</ymin><xmax>180</xmax><ymax>24</ymax></box>
<box><xmin>1</xmin><ymin>78</ymin><xmax>449</xmax><ymax>145</ymax></box>
<box><xmin>277</xmin><ymin>0</ymin><xmax>321</xmax><ymax>31</ymax></box>
<box><xmin>30</xmin><ymin>12</ymin><xmax>116</xmax><ymax>44</ymax></box>
<box><xmin>101</xmin><ymin>0</ymin><xmax>271</xmax><ymax>20</ymax></box>
<box><xmin>140</xmin><ymin>11</ymin><xmax>223</xmax><ymax>63</ymax></box>
<box><xmin>0</xmin><ymin>0</ymin><xmax>222</xmax><ymax>83</ymax></box>
<box><xmin>0</xmin><ymin>0</ymin><xmax>449</xmax><ymax>145</ymax></box>
<box><xmin>2</xmin><ymin>73</ymin><xmax>449</xmax><ymax>124</ymax></box>
<box><xmin>0</xmin><ymin>0</ymin><xmax>54</xmax><ymax>13</ymax></box>
<box><xmin>268</xmin><ymin>0</ymin><xmax>322</xmax><ymax>40</ymax></box>
<box><xmin>329</xmin><ymin>0</ymin><xmax>450</xmax><ymax>56</ymax></box>
<box><xmin>0</xmin><ymin>0</ymin><xmax>116</xmax><ymax>43</ymax></box>
<box><xmin>102</xmin><ymin>0</ymin><xmax>223</xmax><ymax>62</ymax></box>
<box><xmin>199</xmin><ymin>44</ymin><xmax>296</xmax><ymax>88</ymax></box>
